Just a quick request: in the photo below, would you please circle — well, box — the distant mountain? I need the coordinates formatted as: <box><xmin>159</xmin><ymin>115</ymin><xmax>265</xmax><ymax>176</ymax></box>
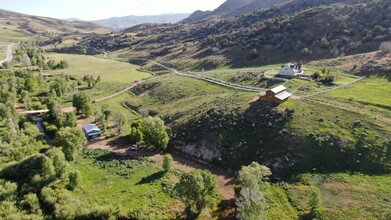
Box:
<box><xmin>182</xmin><ymin>0</ymin><xmax>290</xmax><ymax>23</ymax></box>
<box><xmin>64</xmin><ymin>18</ymin><xmax>82</xmax><ymax>22</ymax></box>
<box><xmin>0</xmin><ymin>9</ymin><xmax>110</xmax><ymax>35</ymax></box>
<box><xmin>92</xmin><ymin>13</ymin><xmax>191</xmax><ymax>31</ymax></box>
<box><xmin>74</xmin><ymin>0</ymin><xmax>390</xmax><ymax>69</ymax></box>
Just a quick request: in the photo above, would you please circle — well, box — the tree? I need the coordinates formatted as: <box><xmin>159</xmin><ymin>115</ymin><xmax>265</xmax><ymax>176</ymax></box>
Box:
<box><xmin>175</xmin><ymin>169</ymin><xmax>218</xmax><ymax>215</ymax></box>
<box><xmin>320</xmin><ymin>37</ymin><xmax>329</xmax><ymax>49</ymax></box>
<box><xmin>67</xmin><ymin>170</ymin><xmax>81</xmax><ymax>190</ymax></box>
<box><xmin>21</xmin><ymin>193</ymin><xmax>42</xmax><ymax>215</ymax></box>
<box><xmin>249</xmin><ymin>48</ymin><xmax>258</xmax><ymax>59</ymax></box>
<box><xmin>56</xmin><ymin>112</ymin><xmax>77</xmax><ymax>128</ymax></box>
<box><xmin>163</xmin><ymin>154</ymin><xmax>173</xmax><ymax>172</ymax></box>
<box><xmin>379</xmin><ymin>42</ymin><xmax>391</xmax><ymax>54</ymax></box>
<box><xmin>141</xmin><ymin>117</ymin><xmax>169</xmax><ymax>150</ymax></box>
<box><xmin>93</xmin><ymin>75</ymin><xmax>101</xmax><ymax>87</ymax></box>
<box><xmin>112</xmin><ymin>111</ymin><xmax>127</xmax><ymax>136</ymax></box>
<box><xmin>235</xmin><ymin>162</ymin><xmax>272</xmax><ymax>220</ymax></box>
<box><xmin>54</xmin><ymin>127</ymin><xmax>87</xmax><ymax>161</ymax></box>
<box><xmin>236</xmin><ymin>162</ymin><xmax>272</xmax><ymax>193</ymax></box>
<box><xmin>47</xmin><ymin>148</ymin><xmax>67</xmax><ymax>178</ymax></box>
<box><xmin>73</xmin><ymin>92</ymin><xmax>91</xmax><ymax>116</ymax></box>
<box><xmin>129</xmin><ymin>126</ymin><xmax>143</xmax><ymax>143</ymax></box>
<box><xmin>236</xmin><ymin>187</ymin><xmax>267</xmax><ymax>220</ymax></box>
<box><xmin>46</xmin><ymin>97</ymin><xmax>62</xmax><ymax>119</ymax></box>
<box><xmin>301</xmin><ymin>47</ymin><xmax>310</xmax><ymax>55</ymax></box>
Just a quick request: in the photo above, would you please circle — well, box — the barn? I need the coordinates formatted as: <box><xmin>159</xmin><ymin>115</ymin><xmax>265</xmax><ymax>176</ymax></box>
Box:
<box><xmin>259</xmin><ymin>85</ymin><xmax>292</xmax><ymax>103</ymax></box>
<box><xmin>83</xmin><ymin>124</ymin><xmax>102</xmax><ymax>139</ymax></box>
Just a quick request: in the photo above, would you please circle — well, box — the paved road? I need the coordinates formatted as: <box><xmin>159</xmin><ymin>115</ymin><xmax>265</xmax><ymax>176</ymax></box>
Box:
<box><xmin>0</xmin><ymin>44</ymin><xmax>14</xmax><ymax>65</ymax></box>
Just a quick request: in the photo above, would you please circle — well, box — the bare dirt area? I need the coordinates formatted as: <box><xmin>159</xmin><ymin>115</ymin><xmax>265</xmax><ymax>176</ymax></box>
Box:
<box><xmin>84</xmin><ymin>137</ymin><xmax>236</xmax><ymax>200</ymax></box>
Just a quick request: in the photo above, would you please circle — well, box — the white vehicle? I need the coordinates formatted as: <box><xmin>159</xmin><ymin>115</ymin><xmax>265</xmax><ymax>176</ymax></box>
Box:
<box><xmin>130</xmin><ymin>144</ymin><xmax>138</xmax><ymax>151</ymax></box>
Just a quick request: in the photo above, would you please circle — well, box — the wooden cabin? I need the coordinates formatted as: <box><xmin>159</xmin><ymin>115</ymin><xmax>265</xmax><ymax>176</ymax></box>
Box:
<box><xmin>259</xmin><ymin>85</ymin><xmax>292</xmax><ymax>103</ymax></box>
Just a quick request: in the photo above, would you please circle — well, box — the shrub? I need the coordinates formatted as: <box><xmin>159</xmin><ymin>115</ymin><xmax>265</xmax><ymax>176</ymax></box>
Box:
<box><xmin>379</xmin><ymin>42</ymin><xmax>391</xmax><ymax>54</ymax></box>
<box><xmin>67</xmin><ymin>171</ymin><xmax>81</xmax><ymax>190</ymax></box>
<box><xmin>163</xmin><ymin>154</ymin><xmax>173</xmax><ymax>172</ymax></box>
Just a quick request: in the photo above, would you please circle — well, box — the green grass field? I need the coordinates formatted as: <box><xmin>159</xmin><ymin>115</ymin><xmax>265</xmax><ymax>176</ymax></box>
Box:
<box><xmin>46</xmin><ymin>53</ymin><xmax>150</xmax><ymax>83</ymax></box>
<box><xmin>69</xmin><ymin>149</ymin><xmax>181</xmax><ymax>217</ymax></box>
<box><xmin>327</xmin><ymin>76</ymin><xmax>391</xmax><ymax>108</ymax></box>
<box><xmin>283</xmin><ymin>173</ymin><xmax>391</xmax><ymax>220</ymax></box>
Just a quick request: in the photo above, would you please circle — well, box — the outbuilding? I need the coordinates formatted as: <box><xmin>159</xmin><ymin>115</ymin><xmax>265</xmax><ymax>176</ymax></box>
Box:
<box><xmin>82</xmin><ymin>124</ymin><xmax>102</xmax><ymax>139</ymax></box>
<box><xmin>259</xmin><ymin>85</ymin><xmax>292</xmax><ymax>103</ymax></box>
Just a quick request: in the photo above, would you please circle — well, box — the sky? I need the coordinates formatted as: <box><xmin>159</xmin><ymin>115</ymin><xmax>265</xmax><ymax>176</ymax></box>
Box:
<box><xmin>0</xmin><ymin>0</ymin><xmax>226</xmax><ymax>20</ymax></box>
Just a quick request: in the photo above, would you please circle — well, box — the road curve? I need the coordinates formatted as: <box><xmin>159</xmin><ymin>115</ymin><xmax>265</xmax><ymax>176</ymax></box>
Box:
<box><xmin>0</xmin><ymin>44</ymin><xmax>14</xmax><ymax>65</ymax></box>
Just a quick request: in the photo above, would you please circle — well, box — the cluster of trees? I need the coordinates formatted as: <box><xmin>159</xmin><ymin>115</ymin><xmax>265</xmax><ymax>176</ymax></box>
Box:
<box><xmin>83</xmin><ymin>74</ymin><xmax>101</xmax><ymax>88</ymax></box>
<box><xmin>128</xmin><ymin>116</ymin><xmax>170</xmax><ymax>150</ymax></box>
<box><xmin>312</xmin><ymin>68</ymin><xmax>338</xmax><ymax>85</ymax></box>
<box><xmin>15</xmin><ymin>42</ymin><xmax>69</xmax><ymax>70</ymax></box>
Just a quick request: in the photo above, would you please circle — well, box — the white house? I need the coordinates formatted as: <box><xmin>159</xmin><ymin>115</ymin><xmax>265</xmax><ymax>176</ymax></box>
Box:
<box><xmin>278</xmin><ymin>62</ymin><xmax>305</xmax><ymax>78</ymax></box>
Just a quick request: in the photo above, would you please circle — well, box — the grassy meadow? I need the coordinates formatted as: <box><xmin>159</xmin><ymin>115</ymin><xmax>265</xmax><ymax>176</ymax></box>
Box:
<box><xmin>68</xmin><ymin>149</ymin><xmax>181</xmax><ymax>218</ymax></box>
<box><xmin>41</xmin><ymin>53</ymin><xmax>151</xmax><ymax>105</ymax></box>
<box><xmin>46</xmin><ymin>53</ymin><xmax>150</xmax><ymax>83</ymax></box>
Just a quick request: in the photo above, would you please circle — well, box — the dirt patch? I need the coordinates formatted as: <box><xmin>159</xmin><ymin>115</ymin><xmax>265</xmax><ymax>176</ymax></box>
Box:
<box><xmin>85</xmin><ymin>137</ymin><xmax>236</xmax><ymax>200</ymax></box>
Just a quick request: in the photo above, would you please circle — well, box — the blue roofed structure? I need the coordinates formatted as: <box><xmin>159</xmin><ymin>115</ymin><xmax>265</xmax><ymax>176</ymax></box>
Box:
<box><xmin>83</xmin><ymin>124</ymin><xmax>102</xmax><ymax>139</ymax></box>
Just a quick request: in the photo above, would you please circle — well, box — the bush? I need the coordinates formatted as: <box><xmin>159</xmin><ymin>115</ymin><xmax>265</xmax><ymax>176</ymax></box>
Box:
<box><xmin>379</xmin><ymin>42</ymin><xmax>391</xmax><ymax>54</ymax></box>
<box><xmin>163</xmin><ymin>154</ymin><xmax>173</xmax><ymax>172</ymax></box>
<box><xmin>67</xmin><ymin>171</ymin><xmax>81</xmax><ymax>190</ymax></box>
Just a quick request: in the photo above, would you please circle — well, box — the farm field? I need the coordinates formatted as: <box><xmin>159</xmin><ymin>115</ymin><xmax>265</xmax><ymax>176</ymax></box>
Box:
<box><xmin>41</xmin><ymin>53</ymin><xmax>151</xmax><ymax>104</ymax></box>
<box><xmin>46</xmin><ymin>53</ymin><xmax>150</xmax><ymax>83</ymax></box>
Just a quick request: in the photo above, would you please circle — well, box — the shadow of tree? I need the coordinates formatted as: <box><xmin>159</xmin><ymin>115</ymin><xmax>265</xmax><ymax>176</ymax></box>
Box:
<box><xmin>137</xmin><ymin>171</ymin><xmax>165</xmax><ymax>185</ymax></box>
<box><xmin>212</xmin><ymin>199</ymin><xmax>237</xmax><ymax>220</ymax></box>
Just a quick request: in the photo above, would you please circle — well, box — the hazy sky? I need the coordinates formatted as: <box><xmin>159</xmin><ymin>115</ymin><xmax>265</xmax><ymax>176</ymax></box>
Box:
<box><xmin>0</xmin><ymin>0</ymin><xmax>226</xmax><ymax>20</ymax></box>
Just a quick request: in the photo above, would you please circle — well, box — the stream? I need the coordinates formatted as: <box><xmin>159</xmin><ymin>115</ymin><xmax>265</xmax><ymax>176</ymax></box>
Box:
<box><xmin>34</xmin><ymin>116</ymin><xmax>53</xmax><ymax>147</ymax></box>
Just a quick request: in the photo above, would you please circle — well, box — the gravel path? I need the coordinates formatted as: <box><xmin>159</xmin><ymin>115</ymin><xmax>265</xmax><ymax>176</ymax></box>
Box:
<box><xmin>0</xmin><ymin>44</ymin><xmax>14</xmax><ymax>65</ymax></box>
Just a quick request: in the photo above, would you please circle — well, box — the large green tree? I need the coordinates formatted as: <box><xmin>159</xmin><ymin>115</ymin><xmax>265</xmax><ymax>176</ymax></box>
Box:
<box><xmin>175</xmin><ymin>169</ymin><xmax>218</xmax><ymax>214</ymax></box>
<box><xmin>54</xmin><ymin>127</ymin><xmax>87</xmax><ymax>161</ymax></box>
<box><xmin>72</xmin><ymin>92</ymin><xmax>91</xmax><ymax>116</ymax></box>
<box><xmin>235</xmin><ymin>162</ymin><xmax>272</xmax><ymax>220</ymax></box>
<box><xmin>236</xmin><ymin>162</ymin><xmax>272</xmax><ymax>192</ymax></box>
<box><xmin>141</xmin><ymin>117</ymin><xmax>169</xmax><ymax>150</ymax></box>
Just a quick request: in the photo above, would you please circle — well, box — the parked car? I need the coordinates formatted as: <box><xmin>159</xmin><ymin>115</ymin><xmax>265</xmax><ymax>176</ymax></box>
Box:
<box><xmin>130</xmin><ymin>144</ymin><xmax>138</xmax><ymax>151</ymax></box>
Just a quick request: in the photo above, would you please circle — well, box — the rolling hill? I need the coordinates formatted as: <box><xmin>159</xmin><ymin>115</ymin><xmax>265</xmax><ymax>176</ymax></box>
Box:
<box><xmin>92</xmin><ymin>13</ymin><xmax>191</xmax><ymax>31</ymax></box>
<box><xmin>181</xmin><ymin>0</ymin><xmax>290</xmax><ymax>23</ymax></box>
<box><xmin>0</xmin><ymin>9</ymin><xmax>110</xmax><ymax>36</ymax></box>
<box><xmin>71</xmin><ymin>0</ymin><xmax>390</xmax><ymax>71</ymax></box>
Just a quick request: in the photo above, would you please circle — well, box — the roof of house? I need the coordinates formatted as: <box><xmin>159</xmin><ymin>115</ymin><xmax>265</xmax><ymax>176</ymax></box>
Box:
<box><xmin>275</xmin><ymin>91</ymin><xmax>292</xmax><ymax>100</ymax></box>
<box><xmin>83</xmin><ymin>124</ymin><xmax>101</xmax><ymax>134</ymax></box>
<box><xmin>271</xmin><ymin>85</ymin><xmax>286</xmax><ymax>94</ymax></box>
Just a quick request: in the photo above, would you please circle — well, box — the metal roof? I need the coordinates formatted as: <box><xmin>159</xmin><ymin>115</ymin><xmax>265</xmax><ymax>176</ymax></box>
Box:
<box><xmin>275</xmin><ymin>91</ymin><xmax>292</xmax><ymax>100</ymax></box>
<box><xmin>83</xmin><ymin>124</ymin><xmax>101</xmax><ymax>134</ymax></box>
<box><xmin>271</xmin><ymin>85</ymin><xmax>286</xmax><ymax>94</ymax></box>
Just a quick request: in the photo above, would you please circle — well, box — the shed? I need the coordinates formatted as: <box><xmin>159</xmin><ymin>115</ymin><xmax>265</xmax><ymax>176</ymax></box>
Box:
<box><xmin>83</xmin><ymin>124</ymin><xmax>102</xmax><ymax>139</ymax></box>
<box><xmin>259</xmin><ymin>85</ymin><xmax>292</xmax><ymax>103</ymax></box>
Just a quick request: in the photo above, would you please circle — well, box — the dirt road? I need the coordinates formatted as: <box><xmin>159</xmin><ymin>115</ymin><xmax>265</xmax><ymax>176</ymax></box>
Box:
<box><xmin>0</xmin><ymin>44</ymin><xmax>14</xmax><ymax>65</ymax></box>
